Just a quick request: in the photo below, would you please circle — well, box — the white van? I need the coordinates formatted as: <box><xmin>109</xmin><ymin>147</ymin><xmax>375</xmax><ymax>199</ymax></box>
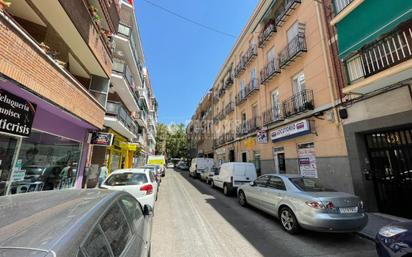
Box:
<box><xmin>189</xmin><ymin>158</ymin><xmax>214</xmax><ymax>178</ymax></box>
<box><xmin>211</xmin><ymin>162</ymin><xmax>257</xmax><ymax>196</ymax></box>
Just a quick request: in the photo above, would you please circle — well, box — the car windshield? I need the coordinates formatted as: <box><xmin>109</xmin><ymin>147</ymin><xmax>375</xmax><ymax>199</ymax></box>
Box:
<box><xmin>289</xmin><ymin>177</ymin><xmax>335</xmax><ymax>192</ymax></box>
<box><xmin>24</xmin><ymin>166</ymin><xmax>44</xmax><ymax>176</ymax></box>
<box><xmin>105</xmin><ymin>173</ymin><xmax>148</xmax><ymax>186</ymax></box>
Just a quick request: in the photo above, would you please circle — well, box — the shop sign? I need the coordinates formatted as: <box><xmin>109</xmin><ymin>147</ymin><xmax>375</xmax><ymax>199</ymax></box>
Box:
<box><xmin>12</xmin><ymin>170</ymin><xmax>26</xmax><ymax>181</ymax></box>
<box><xmin>89</xmin><ymin>132</ymin><xmax>114</xmax><ymax>146</ymax></box>
<box><xmin>0</xmin><ymin>89</ymin><xmax>37</xmax><ymax>137</ymax></box>
<box><xmin>271</xmin><ymin>119</ymin><xmax>310</xmax><ymax>143</ymax></box>
<box><xmin>298</xmin><ymin>143</ymin><xmax>318</xmax><ymax>178</ymax></box>
<box><xmin>215</xmin><ymin>148</ymin><xmax>225</xmax><ymax>155</ymax></box>
<box><xmin>256</xmin><ymin>130</ymin><xmax>268</xmax><ymax>144</ymax></box>
<box><xmin>244</xmin><ymin>137</ymin><xmax>255</xmax><ymax>149</ymax></box>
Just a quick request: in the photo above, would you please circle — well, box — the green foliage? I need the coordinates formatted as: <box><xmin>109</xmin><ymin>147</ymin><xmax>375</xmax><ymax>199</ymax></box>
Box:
<box><xmin>155</xmin><ymin>123</ymin><xmax>188</xmax><ymax>159</ymax></box>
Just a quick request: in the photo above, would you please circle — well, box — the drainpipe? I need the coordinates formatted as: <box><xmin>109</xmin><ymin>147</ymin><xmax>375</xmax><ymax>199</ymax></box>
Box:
<box><xmin>314</xmin><ymin>0</ymin><xmax>340</xmax><ymax>126</ymax></box>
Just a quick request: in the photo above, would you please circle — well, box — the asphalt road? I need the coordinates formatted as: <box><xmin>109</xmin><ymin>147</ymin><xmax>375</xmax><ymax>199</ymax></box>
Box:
<box><xmin>151</xmin><ymin>169</ymin><xmax>377</xmax><ymax>257</ymax></box>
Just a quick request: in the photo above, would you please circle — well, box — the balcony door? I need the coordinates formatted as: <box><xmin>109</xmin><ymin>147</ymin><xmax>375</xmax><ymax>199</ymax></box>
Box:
<box><xmin>292</xmin><ymin>72</ymin><xmax>306</xmax><ymax>111</ymax></box>
<box><xmin>240</xmin><ymin>80</ymin><xmax>245</xmax><ymax>98</ymax></box>
<box><xmin>271</xmin><ymin>90</ymin><xmax>280</xmax><ymax>120</ymax></box>
<box><xmin>241</xmin><ymin>112</ymin><xmax>247</xmax><ymax>133</ymax></box>
<box><xmin>252</xmin><ymin>104</ymin><xmax>258</xmax><ymax>129</ymax></box>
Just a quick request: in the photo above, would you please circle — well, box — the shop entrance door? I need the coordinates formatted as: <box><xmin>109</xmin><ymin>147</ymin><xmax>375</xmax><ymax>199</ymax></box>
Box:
<box><xmin>229</xmin><ymin>150</ymin><xmax>235</xmax><ymax>162</ymax></box>
<box><xmin>273</xmin><ymin>147</ymin><xmax>286</xmax><ymax>174</ymax></box>
<box><xmin>365</xmin><ymin>127</ymin><xmax>412</xmax><ymax>218</ymax></box>
<box><xmin>0</xmin><ymin>134</ymin><xmax>20</xmax><ymax>196</ymax></box>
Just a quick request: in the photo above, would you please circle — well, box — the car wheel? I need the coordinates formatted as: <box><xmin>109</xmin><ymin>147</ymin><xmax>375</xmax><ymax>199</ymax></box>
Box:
<box><xmin>238</xmin><ymin>190</ymin><xmax>247</xmax><ymax>207</ymax></box>
<box><xmin>280</xmin><ymin>207</ymin><xmax>300</xmax><ymax>234</ymax></box>
<box><xmin>223</xmin><ymin>184</ymin><xmax>229</xmax><ymax>196</ymax></box>
<box><xmin>210</xmin><ymin>180</ymin><xmax>215</xmax><ymax>188</ymax></box>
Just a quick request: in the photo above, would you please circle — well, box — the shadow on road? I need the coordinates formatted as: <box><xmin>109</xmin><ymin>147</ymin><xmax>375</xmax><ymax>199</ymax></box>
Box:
<box><xmin>176</xmin><ymin>169</ymin><xmax>375</xmax><ymax>257</ymax></box>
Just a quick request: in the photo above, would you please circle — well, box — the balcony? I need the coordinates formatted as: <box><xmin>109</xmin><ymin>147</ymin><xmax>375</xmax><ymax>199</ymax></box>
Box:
<box><xmin>258</xmin><ymin>21</ymin><xmax>276</xmax><ymax>48</ymax></box>
<box><xmin>135</xmin><ymin>110</ymin><xmax>147</xmax><ymax>127</ymax></box>
<box><xmin>224</xmin><ymin>101</ymin><xmax>235</xmax><ymax>115</ymax></box>
<box><xmin>260</xmin><ymin>58</ymin><xmax>281</xmax><ymax>84</ymax></box>
<box><xmin>247</xmin><ymin>116</ymin><xmax>261</xmax><ymax>133</ymax></box>
<box><xmin>112</xmin><ymin>59</ymin><xmax>140</xmax><ymax>112</ymax></box>
<box><xmin>245</xmin><ymin>78</ymin><xmax>259</xmax><ymax>97</ymax></box>
<box><xmin>234</xmin><ymin>44</ymin><xmax>258</xmax><ymax>77</ymax></box>
<box><xmin>333</xmin><ymin>0</ymin><xmax>354</xmax><ymax>14</ymax></box>
<box><xmin>343</xmin><ymin>20</ymin><xmax>412</xmax><ymax>94</ymax></box>
<box><xmin>213</xmin><ymin>95</ymin><xmax>220</xmax><ymax>104</ymax></box>
<box><xmin>225</xmin><ymin>76</ymin><xmax>234</xmax><ymax>88</ymax></box>
<box><xmin>105</xmin><ymin>101</ymin><xmax>138</xmax><ymax>140</ymax></box>
<box><xmin>114</xmin><ymin>23</ymin><xmax>144</xmax><ymax>87</ymax></box>
<box><xmin>236</xmin><ymin>122</ymin><xmax>250</xmax><ymax>137</ymax></box>
<box><xmin>97</xmin><ymin>0</ymin><xmax>121</xmax><ymax>33</ymax></box>
<box><xmin>274</xmin><ymin>0</ymin><xmax>301</xmax><ymax>27</ymax></box>
<box><xmin>263</xmin><ymin>106</ymin><xmax>284</xmax><ymax>125</ymax></box>
<box><xmin>225</xmin><ymin>132</ymin><xmax>235</xmax><ymax>143</ymax></box>
<box><xmin>138</xmin><ymin>87</ymin><xmax>150</xmax><ymax>109</ymax></box>
<box><xmin>218</xmin><ymin>135</ymin><xmax>225</xmax><ymax>146</ymax></box>
<box><xmin>235</xmin><ymin>88</ymin><xmax>247</xmax><ymax>105</ymax></box>
<box><xmin>283</xmin><ymin>89</ymin><xmax>314</xmax><ymax>117</ymax></box>
<box><xmin>217</xmin><ymin>110</ymin><xmax>226</xmax><ymax>121</ymax></box>
<box><xmin>279</xmin><ymin>32</ymin><xmax>307</xmax><ymax>69</ymax></box>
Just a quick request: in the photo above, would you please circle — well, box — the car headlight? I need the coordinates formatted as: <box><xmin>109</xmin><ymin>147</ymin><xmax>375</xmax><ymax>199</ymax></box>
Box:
<box><xmin>378</xmin><ymin>226</ymin><xmax>407</xmax><ymax>237</ymax></box>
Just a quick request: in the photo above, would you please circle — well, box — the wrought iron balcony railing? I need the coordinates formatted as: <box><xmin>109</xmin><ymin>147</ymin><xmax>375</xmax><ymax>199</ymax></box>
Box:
<box><xmin>260</xmin><ymin>58</ymin><xmax>281</xmax><ymax>84</ymax></box>
<box><xmin>274</xmin><ymin>0</ymin><xmax>301</xmax><ymax>27</ymax></box>
<box><xmin>247</xmin><ymin>116</ymin><xmax>261</xmax><ymax>133</ymax></box>
<box><xmin>245</xmin><ymin>78</ymin><xmax>259</xmax><ymax>97</ymax></box>
<box><xmin>283</xmin><ymin>89</ymin><xmax>314</xmax><ymax>117</ymax></box>
<box><xmin>224</xmin><ymin>101</ymin><xmax>235</xmax><ymax>115</ymax></box>
<box><xmin>217</xmin><ymin>110</ymin><xmax>225</xmax><ymax>121</ymax></box>
<box><xmin>225</xmin><ymin>131</ymin><xmax>235</xmax><ymax>143</ymax></box>
<box><xmin>279</xmin><ymin>32</ymin><xmax>307</xmax><ymax>68</ymax></box>
<box><xmin>258</xmin><ymin>21</ymin><xmax>277</xmax><ymax>48</ymax></box>
<box><xmin>106</xmin><ymin>101</ymin><xmax>138</xmax><ymax>135</ymax></box>
<box><xmin>263</xmin><ymin>105</ymin><xmax>284</xmax><ymax>125</ymax></box>
<box><xmin>234</xmin><ymin>44</ymin><xmax>258</xmax><ymax>77</ymax></box>
<box><xmin>236</xmin><ymin>122</ymin><xmax>250</xmax><ymax>137</ymax></box>
<box><xmin>344</xmin><ymin>20</ymin><xmax>412</xmax><ymax>84</ymax></box>
<box><xmin>225</xmin><ymin>76</ymin><xmax>234</xmax><ymax>88</ymax></box>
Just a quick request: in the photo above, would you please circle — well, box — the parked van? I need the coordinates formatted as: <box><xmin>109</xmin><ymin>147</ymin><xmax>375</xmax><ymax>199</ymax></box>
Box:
<box><xmin>189</xmin><ymin>158</ymin><xmax>214</xmax><ymax>178</ymax></box>
<box><xmin>211</xmin><ymin>162</ymin><xmax>257</xmax><ymax>196</ymax></box>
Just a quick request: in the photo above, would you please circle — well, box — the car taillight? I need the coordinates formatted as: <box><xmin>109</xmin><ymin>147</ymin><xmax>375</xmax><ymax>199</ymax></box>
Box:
<box><xmin>324</xmin><ymin>201</ymin><xmax>335</xmax><ymax>209</ymax></box>
<box><xmin>305</xmin><ymin>201</ymin><xmax>335</xmax><ymax>210</ymax></box>
<box><xmin>140</xmin><ymin>184</ymin><xmax>153</xmax><ymax>195</ymax></box>
<box><xmin>358</xmin><ymin>200</ymin><xmax>364</xmax><ymax>209</ymax></box>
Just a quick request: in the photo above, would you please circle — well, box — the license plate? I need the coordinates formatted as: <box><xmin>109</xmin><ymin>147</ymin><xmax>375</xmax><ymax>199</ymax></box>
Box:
<box><xmin>339</xmin><ymin>207</ymin><xmax>358</xmax><ymax>214</ymax></box>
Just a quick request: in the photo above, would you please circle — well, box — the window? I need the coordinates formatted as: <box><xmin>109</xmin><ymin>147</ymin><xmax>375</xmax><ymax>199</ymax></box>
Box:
<box><xmin>240</xmin><ymin>80</ymin><xmax>245</xmax><ymax>97</ymax></box>
<box><xmin>287</xmin><ymin>21</ymin><xmax>299</xmax><ymax>43</ymax></box>
<box><xmin>250</xmin><ymin>68</ymin><xmax>256</xmax><ymax>81</ymax></box>
<box><xmin>254</xmin><ymin>175</ymin><xmax>269</xmax><ymax>187</ymax></box>
<box><xmin>119</xmin><ymin>196</ymin><xmax>144</xmax><ymax>233</ymax></box>
<box><xmin>100</xmin><ymin>203</ymin><xmax>132</xmax><ymax>257</ymax></box>
<box><xmin>267</xmin><ymin>47</ymin><xmax>276</xmax><ymax>62</ymax></box>
<box><xmin>105</xmin><ymin>173</ymin><xmax>148</xmax><ymax>186</ymax></box>
<box><xmin>289</xmin><ymin>177</ymin><xmax>334</xmax><ymax>192</ymax></box>
<box><xmin>267</xmin><ymin>176</ymin><xmax>286</xmax><ymax>190</ymax></box>
<box><xmin>83</xmin><ymin>226</ymin><xmax>111</xmax><ymax>257</ymax></box>
<box><xmin>292</xmin><ymin>71</ymin><xmax>306</xmax><ymax>94</ymax></box>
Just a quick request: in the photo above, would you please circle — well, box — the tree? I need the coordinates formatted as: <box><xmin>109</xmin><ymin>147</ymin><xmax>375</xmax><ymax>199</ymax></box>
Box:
<box><xmin>155</xmin><ymin>123</ymin><xmax>188</xmax><ymax>159</ymax></box>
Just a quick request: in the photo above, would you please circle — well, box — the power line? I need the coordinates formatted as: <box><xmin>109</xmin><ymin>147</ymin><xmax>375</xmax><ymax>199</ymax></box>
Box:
<box><xmin>141</xmin><ymin>0</ymin><xmax>237</xmax><ymax>38</ymax></box>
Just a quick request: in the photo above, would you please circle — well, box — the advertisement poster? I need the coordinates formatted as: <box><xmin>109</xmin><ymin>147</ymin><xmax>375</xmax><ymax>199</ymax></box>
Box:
<box><xmin>271</xmin><ymin>119</ymin><xmax>310</xmax><ymax>143</ymax></box>
<box><xmin>0</xmin><ymin>89</ymin><xmax>37</xmax><ymax>137</ymax></box>
<box><xmin>89</xmin><ymin>132</ymin><xmax>114</xmax><ymax>146</ymax></box>
<box><xmin>256</xmin><ymin>130</ymin><xmax>268</xmax><ymax>144</ymax></box>
<box><xmin>298</xmin><ymin>145</ymin><xmax>318</xmax><ymax>178</ymax></box>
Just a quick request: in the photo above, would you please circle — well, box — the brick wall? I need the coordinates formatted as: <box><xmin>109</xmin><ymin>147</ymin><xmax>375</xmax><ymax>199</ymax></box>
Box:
<box><xmin>0</xmin><ymin>17</ymin><xmax>105</xmax><ymax>129</ymax></box>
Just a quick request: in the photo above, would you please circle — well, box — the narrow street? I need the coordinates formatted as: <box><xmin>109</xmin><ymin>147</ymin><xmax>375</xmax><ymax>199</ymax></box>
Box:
<box><xmin>152</xmin><ymin>169</ymin><xmax>377</xmax><ymax>257</ymax></box>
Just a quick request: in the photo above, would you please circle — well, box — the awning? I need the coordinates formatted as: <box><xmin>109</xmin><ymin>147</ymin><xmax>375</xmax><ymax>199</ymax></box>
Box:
<box><xmin>336</xmin><ymin>0</ymin><xmax>412</xmax><ymax>59</ymax></box>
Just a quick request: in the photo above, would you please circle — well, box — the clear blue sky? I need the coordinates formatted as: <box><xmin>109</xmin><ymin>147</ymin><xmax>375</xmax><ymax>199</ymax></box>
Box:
<box><xmin>134</xmin><ymin>0</ymin><xmax>259</xmax><ymax>125</ymax></box>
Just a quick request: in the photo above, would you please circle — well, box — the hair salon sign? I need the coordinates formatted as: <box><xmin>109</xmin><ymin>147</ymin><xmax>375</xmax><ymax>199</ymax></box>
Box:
<box><xmin>0</xmin><ymin>89</ymin><xmax>37</xmax><ymax>137</ymax></box>
<box><xmin>271</xmin><ymin>120</ymin><xmax>311</xmax><ymax>143</ymax></box>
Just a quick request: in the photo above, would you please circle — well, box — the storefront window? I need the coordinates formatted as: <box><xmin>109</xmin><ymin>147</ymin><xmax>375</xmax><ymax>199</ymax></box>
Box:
<box><xmin>0</xmin><ymin>134</ymin><xmax>19</xmax><ymax>196</ymax></box>
<box><xmin>9</xmin><ymin>130</ymin><xmax>81</xmax><ymax>194</ymax></box>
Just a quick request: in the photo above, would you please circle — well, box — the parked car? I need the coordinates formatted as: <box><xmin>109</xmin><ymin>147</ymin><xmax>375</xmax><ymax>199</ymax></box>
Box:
<box><xmin>189</xmin><ymin>158</ymin><xmax>214</xmax><ymax>178</ymax></box>
<box><xmin>101</xmin><ymin>168</ymin><xmax>158</xmax><ymax>208</ymax></box>
<box><xmin>177</xmin><ymin>161</ymin><xmax>189</xmax><ymax>170</ymax></box>
<box><xmin>0</xmin><ymin>189</ymin><xmax>153</xmax><ymax>257</ymax></box>
<box><xmin>167</xmin><ymin>163</ymin><xmax>174</xmax><ymax>168</ymax></box>
<box><xmin>200</xmin><ymin>166</ymin><xmax>219</xmax><ymax>184</ymax></box>
<box><xmin>237</xmin><ymin>174</ymin><xmax>368</xmax><ymax>234</ymax></box>
<box><xmin>144</xmin><ymin>165</ymin><xmax>162</xmax><ymax>183</ymax></box>
<box><xmin>376</xmin><ymin>221</ymin><xmax>412</xmax><ymax>257</ymax></box>
<box><xmin>211</xmin><ymin>162</ymin><xmax>257</xmax><ymax>196</ymax></box>
<box><xmin>147</xmin><ymin>155</ymin><xmax>166</xmax><ymax>175</ymax></box>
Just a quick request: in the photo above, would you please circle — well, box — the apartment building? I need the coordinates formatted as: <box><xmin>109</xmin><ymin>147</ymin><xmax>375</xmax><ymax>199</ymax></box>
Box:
<box><xmin>189</xmin><ymin>0</ymin><xmax>354</xmax><ymax>193</ymax></box>
<box><xmin>90</xmin><ymin>0</ymin><xmax>158</xmax><ymax>172</ymax></box>
<box><xmin>329</xmin><ymin>0</ymin><xmax>412</xmax><ymax>218</ymax></box>
<box><xmin>0</xmin><ymin>0</ymin><xmax>117</xmax><ymax>194</ymax></box>
<box><xmin>187</xmin><ymin>90</ymin><xmax>214</xmax><ymax>158</ymax></box>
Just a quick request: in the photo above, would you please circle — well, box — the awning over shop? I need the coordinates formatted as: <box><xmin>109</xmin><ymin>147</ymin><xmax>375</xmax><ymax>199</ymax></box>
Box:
<box><xmin>336</xmin><ymin>0</ymin><xmax>412</xmax><ymax>59</ymax></box>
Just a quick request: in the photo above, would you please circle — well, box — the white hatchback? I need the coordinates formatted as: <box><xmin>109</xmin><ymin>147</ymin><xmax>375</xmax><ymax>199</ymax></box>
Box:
<box><xmin>101</xmin><ymin>168</ymin><xmax>158</xmax><ymax>209</ymax></box>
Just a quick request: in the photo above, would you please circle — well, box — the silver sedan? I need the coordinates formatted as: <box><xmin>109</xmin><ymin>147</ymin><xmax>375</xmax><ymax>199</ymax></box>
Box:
<box><xmin>237</xmin><ymin>174</ymin><xmax>368</xmax><ymax>234</ymax></box>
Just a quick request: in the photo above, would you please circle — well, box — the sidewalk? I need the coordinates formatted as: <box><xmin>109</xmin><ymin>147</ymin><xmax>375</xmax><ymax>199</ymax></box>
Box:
<box><xmin>358</xmin><ymin>212</ymin><xmax>411</xmax><ymax>240</ymax></box>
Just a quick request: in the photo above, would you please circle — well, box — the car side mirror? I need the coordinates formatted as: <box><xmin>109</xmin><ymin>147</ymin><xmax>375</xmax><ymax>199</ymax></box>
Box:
<box><xmin>143</xmin><ymin>204</ymin><xmax>153</xmax><ymax>216</ymax></box>
<box><xmin>250</xmin><ymin>181</ymin><xmax>256</xmax><ymax>186</ymax></box>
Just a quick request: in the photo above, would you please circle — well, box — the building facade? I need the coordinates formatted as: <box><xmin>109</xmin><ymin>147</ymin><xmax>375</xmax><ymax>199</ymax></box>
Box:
<box><xmin>0</xmin><ymin>0</ymin><xmax>117</xmax><ymax>195</ymax></box>
<box><xmin>330</xmin><ymin>0</ymin><xmax>412</xmax><ymax>218</ymax></box>
<box><xmin>89</xmin><ymin>0</ymin><xmax>158</xmax><ymax>175</ymax></box>
<box><xmin>189</xmin><ymin>0</ymin><xmax>354</xmax><ymax>193</ymax></box>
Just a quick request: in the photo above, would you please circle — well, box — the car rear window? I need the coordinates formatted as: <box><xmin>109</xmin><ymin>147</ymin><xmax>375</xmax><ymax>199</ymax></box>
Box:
<box><xmin>105</xmin><ymin>173</ymin><xmax>148</xmax><ymax>186</ymax></box>
<box><xmin>289</xmin><ymin>177</ymin><xmax>335</xmax><ymax>192</ymax></box>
